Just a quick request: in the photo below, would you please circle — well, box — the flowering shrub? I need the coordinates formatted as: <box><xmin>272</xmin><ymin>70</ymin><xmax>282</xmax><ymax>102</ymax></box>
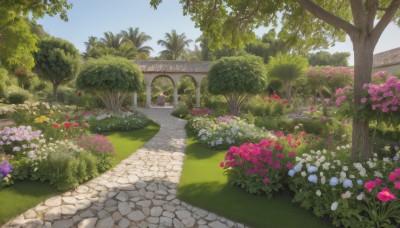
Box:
<box><xmin>288</xmin><ymin>146</ymin><xmax>398</xmax><ymax>227</ymax></box>
<box><xmin>306</xmin><ymin>66</ymin><xmax>353</xmax><ymax>97</ymax></box>
<box><xmin>242</xmin><ymin>94</ymin><xmax>286</xmax><ymax>117</ymax></box>
<box><xmin>86</xmin><ymin>111</ymin><xmax>149</xmax><ymax>132</ymax></box>
<box><xmin>189</xmin><ymin>116</ymin><xmax>275</xmax><ymax>148</ymax></box>
<box><xmin>220</xmin><ymin>139</ymin><xmax>296</xmax><ymax>197</ymax></box>
<box><xmin>0</xmin><ymin>126</ymin><xmax>45</xmax><ymax>156</ymax></box>
<box><xmin>75</xmin><ymin>134</ymin><xmax>115</xmax><ymax>172</ymax></box>
<box><xmin>189</xmin><ymin>108</ymin><xmax>213</xmax><ymax>117</ymax></box>
<box><xmin>0</xmin><ymin>161</ymin><xmax>13</xmax><ymax>187</ymax></box>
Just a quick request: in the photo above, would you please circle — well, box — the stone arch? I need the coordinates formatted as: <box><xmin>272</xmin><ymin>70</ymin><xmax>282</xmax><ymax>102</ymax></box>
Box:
<box><xmin>133</xmin><ymin>60</ymin><xmax>212</xmax><ymax>109</ymax></box>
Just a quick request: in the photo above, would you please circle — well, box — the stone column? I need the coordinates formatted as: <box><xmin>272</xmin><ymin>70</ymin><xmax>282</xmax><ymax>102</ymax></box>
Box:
<box><xmin>173</xmin><ymin>85</ymin><xmax>178</xmax><ymax>108</ymax></box>
<box><xmin>132</xmin><ymin>92</ymin><xmax>137</xmax><ymax>111</ymax></box>
<box><xmin>146</xmin><ymin>84</ymin><xmax>151</xmax><ymax>107</ymax></box>
<box><xmin>195</xmin><ymin>86</ymin><xmax>201</xmax><ymax>107</ymax></box>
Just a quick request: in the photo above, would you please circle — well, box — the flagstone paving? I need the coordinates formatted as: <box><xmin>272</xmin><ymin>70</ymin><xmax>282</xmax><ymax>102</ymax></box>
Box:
<box><xmin>4</xmin><ymin>108</ymin><xmax>246</xmax><ymax>228</ymax></box>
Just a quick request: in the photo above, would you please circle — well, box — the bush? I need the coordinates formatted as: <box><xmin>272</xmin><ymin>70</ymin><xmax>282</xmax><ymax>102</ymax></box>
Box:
<box><xmin>86</xmin><ymin>111</ymin><xmax>149</xmax><ymax>132</ymax></box>
<box><xmin>189</xmin><ymin>116</ymin><xmax>275</xmax><ymax>149</ymax></box>
<box><xmin>220</xmin><ymin>139</ymin><xmax>296</xmax><ymax>197</ymax></box>
<box><xmin>7</xmin><ymin>89</ymin><xmax>30</xmax><ymax>104</ymax></box>
<box><xmin>171</xmin><ymin>106</ymin><xmax>190</xmax><ymax>119</ymax></box>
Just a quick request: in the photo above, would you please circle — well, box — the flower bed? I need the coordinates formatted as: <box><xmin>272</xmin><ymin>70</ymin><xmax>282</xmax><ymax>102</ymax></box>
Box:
<box><xmin>85</xmin><ymin>111</ymin><xmax>149</xmax><ymax>132</ymax></box>
<box><xmin>189</xmin><ymin>116</ymin><xmax>275</xmax><ymax>148</ymax></box>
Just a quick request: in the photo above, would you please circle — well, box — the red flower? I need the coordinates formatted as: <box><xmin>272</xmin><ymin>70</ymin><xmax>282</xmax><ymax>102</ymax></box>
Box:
<box><xmin>263</xmin><ymin>178</ymin><xmax>270</xmax><ymax>184</ymax></box>
<box><xmin>310</xmin><ymin>106</ymin><xmax>315</xmax><ymax>112</ymax></box>
<box><xmin>53</xmin><ymin>123</ymin><xmax>60</xmax><ymax>128</ymax></box>
<box><xmin>63</xmin><ymin>122</ymin><xmax>72</xmax><ymax>129</ymax></box>
<box><xmin>65</xmin><ymin>114</ymin><xmax>70</xmax><ymax>119</ymax></box>
<box><xmin>286</xmin><ymin>162</ymin><xmax>293</xmax><ymax>169</ymax></box>
<box><xmin>219</xmin><ymin>162</ymin><xmax>224</xmax><ymax>168</ymax></box>
<box><xmin>17</xmin><ymin>69</ymin><xmax>23</xmax><ymax>75</ymax></box>
<box><xmin>74</xmin><ymin>123</ymin><xmax>79</xmax><ymax>128</ymax></box>
<box><xmin>377</xmin><ymin>187</ymin><xmax>397</xmax><ymax>202</ymax></box>
<box><xmin>82</xmin><ymin>123</ymin><xmax>90</xmax><ymax>128</ymax></box>
<box><xmin>289</xmin><ymin>152</ymin><xmax>296</xmax><ymax>157</ymax></box>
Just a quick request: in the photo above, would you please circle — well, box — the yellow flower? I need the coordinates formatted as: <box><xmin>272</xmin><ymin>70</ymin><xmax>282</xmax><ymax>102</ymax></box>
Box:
<box><xmin>50</xmin><ymin>110</ymin><xmax>54</xmax><ymax>115</ymax></box>
<box><xmin>34</xmin><ymin>115</ymin><xmax>49</xmax><ymax>123</ymax></box>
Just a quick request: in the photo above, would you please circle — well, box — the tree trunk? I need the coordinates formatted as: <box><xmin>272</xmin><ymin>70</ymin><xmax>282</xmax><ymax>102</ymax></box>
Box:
<box><xmin>351</xmin><ymin>37</ymin><xmax>374</xmax><ymax>161</ymax></box>
<box><xmin>52</xmin><ymin>83</ymin><xmax>59</xmax><ymax>103</ymax></box>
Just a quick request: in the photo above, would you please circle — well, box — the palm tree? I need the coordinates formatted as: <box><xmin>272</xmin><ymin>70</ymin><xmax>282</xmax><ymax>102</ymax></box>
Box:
<box><xmin>157</xmin><ymin>30</ymin><xmax>192</xmax><ymax>60</ymax></box>
<box><xmin>117</xmin><ymin>41</ymin><xmax>138</xmax><ymax>60</ymax></box>
<box><xmin>100</xmin><ymin>32</ymin><xmax>124</xmax><ymax>49</ymax></box>
<box><xmin>267</xmin><ymin>54</ymin><xmax>308</xmax><ymax>106</ymax></box>
<box><xmin>122</xmin><ymin>27</ymin><xmax>153</xmax><ymax>58</ymax></box>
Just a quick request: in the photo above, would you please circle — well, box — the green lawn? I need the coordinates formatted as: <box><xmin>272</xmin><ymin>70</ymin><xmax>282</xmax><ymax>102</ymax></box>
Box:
<box><xmin>178</xmin><ymin>135</ymin><xmax>334</xmax><ymax>228</ymax></box>
<box><xmin>102</xmin><ymin>122</ymin><xmax>160</xmax><ymax>167</ymax></box>
<box><xmin>0</xmin><ymin>123</ymin><xmax>159</xmax><ymax>226</ymax></box>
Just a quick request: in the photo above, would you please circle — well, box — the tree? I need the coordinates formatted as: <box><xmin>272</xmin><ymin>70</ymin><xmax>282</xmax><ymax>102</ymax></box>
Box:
<box><xmin>208</xmin><ymin>55</ymin><xmax>268</xmax><ymax>115</ymax></box>
<box><xmin>0</xmin><ymin>10</ymin><xmax>38</xmax><ymax>70</ymax></box>
<box><xmin>122</xmin><ymin>27</ymin><xmax>153</xmax><ymax>59</ymax></box>
<box><xmin>76</xmin><ymin>56</ymin><xmax>143</xmax><ymax>112</ymax></box>
<box><xmin>157</xmin><ymin>30</ymin><xmax>192</xmax><ymax>60</ymax></box>
<box><xmin>150</xmin><ymin>0</ymin><xmax>400</xmax><ymax>160</ymax></box>
<box><xmin>308</xmin><ymin>51</ymin><xmax>351</xmax><ymax>66</ymax></box>
<box><xmin>267</xmin><ymin>54</ymin><xmax>308</xmax><ymax>105</ymax></box>
<box><xmin>34</xmin><ymin>37</ymin><xmax>81</xmax><ymax>101</ymax></box>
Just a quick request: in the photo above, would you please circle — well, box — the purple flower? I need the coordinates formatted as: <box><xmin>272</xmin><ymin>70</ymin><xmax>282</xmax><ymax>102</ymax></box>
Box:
<box><xmin>0</xmin><ymin>161</ymin><xmax>13</xmax><ymax>178</ymax></box>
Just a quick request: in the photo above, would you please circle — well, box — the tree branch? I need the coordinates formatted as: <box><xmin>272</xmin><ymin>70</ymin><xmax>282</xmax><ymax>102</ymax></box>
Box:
<box><xmin>350</xmin><ymin>0</ymin><xmax>366</xmax><ymax>28</ymax></box>
<box><xmin>371</xmin><ymin>0</ymin><xmax>400</xmax><ymax>46</ymax></box>
<box><xmin>366</xmin><ymin>0</ymin><xmax>379</xmax><ymax>32</ymax></box>
<box><xmin>296</xmin><ymin>0</ymin><xmax>357</xmax><ymax>35</ymax></box>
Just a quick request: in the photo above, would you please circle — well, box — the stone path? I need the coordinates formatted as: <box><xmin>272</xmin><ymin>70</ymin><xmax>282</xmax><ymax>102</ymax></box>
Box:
<box><xmin>4</xmin><ymin>108</ymin><xmax>246</xmax><ymax>228</ymax></box>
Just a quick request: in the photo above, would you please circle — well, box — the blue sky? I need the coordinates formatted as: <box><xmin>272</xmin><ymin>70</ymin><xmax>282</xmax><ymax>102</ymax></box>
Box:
<box><xmin>38</xmin><ymin>0</ymin><xmax>400</xmax><ymax>65</ymax></box>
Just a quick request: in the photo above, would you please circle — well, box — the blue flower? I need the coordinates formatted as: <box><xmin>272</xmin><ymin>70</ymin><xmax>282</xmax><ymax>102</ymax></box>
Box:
<box><xmin>0</xmin><ymin>161</ymin><xmax>13</xmax><ymax>178</ymax></box>
<box><xmin>288</xmin><ymin>169</ymin><xmax>295</xmax><ymax>177</ymax></box>
<box><xmin>343</xmin><ymin>179</ymin><xmax>353</xmax><ymax>188</ymax></box>
<box><xmin>307</xmin><ymin>166</ymin><xmax>318</xmax><ymax>173</ymax></box>
<box><xmin>357</xmin><ymin>180</ymin><xmax>363</xmax><ymax>185</ymax></box>
<box><xmin>308</xmin><ymin>174</ymin><xmax>318</xmax><ymax>183</ymax></box>
<box><xmin>330</xmin><ymin>177</ymin><xmax>339</xmax><ymax>186</ymax></box>
<box><xmin>293</xmin><ymin>163</ymin><xmax>303</xmax><ymax>173</ymax></box>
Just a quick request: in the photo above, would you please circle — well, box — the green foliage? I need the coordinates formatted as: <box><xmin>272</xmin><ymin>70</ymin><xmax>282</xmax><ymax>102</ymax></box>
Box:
<box><xmin>76</xmin><ymin>56</ymin><xmax>143</xmax><ymax>92</ymax></box>
<box><xmin>208</xmin><ymin>55</ymin><xmax>267</xmax><ymax>115</ymax></box>
<box><xmin>308</xmin><ymin>51</ymin><xmax>351</xmax><ymax>67</ymax></box>
<box><xmin>87</xmin><ymin>112</ymin><xmax>149</xmax><ymax>132</ymax></box>
<box><xmin>171</xmin><ymin>106</ymin><xmax>190</xmax><ymax>119</ymax></box>
<box><xmin>157</xmin><ymin>30</ymin><xmax>192</xmax><ymax>60</ymax></box>
<box><xmin>0</xmin><ymin>68</ymin><xmax>8</xmax><ymax>98</ymax></box>
<box><xmin>76</xmin><ymin>56</ymin><xmax>143</xmax><ymax>111</ymax></box>
<box><xmin>34</xmin><ymin>37</ymin><xmax>81</xmax><ymax>101</ymax></box>
<box><xmin>7</xmin><ymin>88</ymin><xmax>30</xmax><ymax>104</ymax></box>
<box><xmin>0</xmin><ymin>10</ymin><xmax>38</xmax><ymax>70</ymax></box>
<box><xmin>242</xmin><ymin>95</ymin><xmax>285</xmax><ymax>117</ymax></box>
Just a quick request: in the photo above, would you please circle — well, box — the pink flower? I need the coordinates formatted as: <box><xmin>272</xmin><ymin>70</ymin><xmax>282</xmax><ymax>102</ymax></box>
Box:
<box><xmin>375</xmin><ymin>178</ymin><xmax>383</xmax><ymax>185</ymax></box>
<box><xmin>394</xmin><ymin>182</ymin><xmax>400</xmax><ymax>190</ymax></box>
<box><xmin>286</xmin><ymin>162</ymin><xmax>293</xmax><ymax>169</ymax></box>
<box><xmin>361</xmin><ymin>98</ymin><xmax>367</xmax><ymax>103</ymax></box>
<box><xmin>289</xmin><ymin>152</ymin><xmax>296</xmax><ymax>157</ymax></box>
<box><xmin>219</xmin><ymin>162</ymin><xmax>224</xmax><ymax>168</ymax></box>
<box><xmin>310</xmin><ymin>106</ymin><xmax>315</xmax><ymax>112</ymax></box>
<box><xmin>365</xmin><ymin>181</ymin><xmax>376</xmax><ymax>193</ymax></box>
<box><xmin>377</xmin><ymin>187</ymin><xmax>397</xmax><ymax>202</ymax></box>
<box><xmin>389</xmin><ymin>172</ymin><xmax>397</xmax><ymax>181</ymax></box>
<box><xmin>263</xmin><ymin>178</ymin><xmax>270</xmax><ymax>184</ymax></box>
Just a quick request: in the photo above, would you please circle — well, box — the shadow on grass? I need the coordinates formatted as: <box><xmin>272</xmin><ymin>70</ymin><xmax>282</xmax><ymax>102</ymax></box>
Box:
<box><xmin>178</xmin><ymin>181</ymin><xmax>333</xmax><ymax>228</ymax></box>
<box><xmin>0</xmin><ymin>181</ymin><xmax>59</xmax><ymax>225</ymax></box>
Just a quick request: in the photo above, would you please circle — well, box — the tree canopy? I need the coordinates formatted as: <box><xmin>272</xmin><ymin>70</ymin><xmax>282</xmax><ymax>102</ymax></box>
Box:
<box><xmin>151</xmin><ymin>0</ymin><xmax>400</xmax><ymax>160</ymax></box>
<box><xmin>157</xmin><ymin>30</ymin><xmax>192</xmax><ymax>60</ymax></box>
<box><xmin>34</xmin><ymin>37</ymin><xmax>81</xmax><ymax>101</ymax></box>
<box><xmin>308</xmin><ymin>51</ymin><xmax>351</xmax><ymax>67</ymax></box>
<box><xmin>208</xmin><ymin>55</ymin><xmax>267</xmax><ymax>115</ymax></box>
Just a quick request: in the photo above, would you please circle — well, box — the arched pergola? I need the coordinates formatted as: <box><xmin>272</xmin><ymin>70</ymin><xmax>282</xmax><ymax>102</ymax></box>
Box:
<box><xmin>133</xmin><ymin>60</ymin><xmax>212</xmax><ymax>108</ymax></box>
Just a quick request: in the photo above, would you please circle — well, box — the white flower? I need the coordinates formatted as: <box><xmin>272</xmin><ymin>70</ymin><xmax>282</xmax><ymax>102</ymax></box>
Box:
<box><xmin>357</xmin><ymin>192</ymin><xmax>365</xmax><ymax>201</ymax></box>
<box><xmin>322</xmin><ymin>162</ymin><xmax>330</xmax><ymax>170</ymax></box>
<box><xmin>336</xmin><ymin>146</ymin><xmax>340</xmax><ymax>150</ymax></box>
<box><xmin>340</xmin><ymin>171</ymin><xmax>347</xmax><ymax>178</ymax></box>
<box><xmin>331</xmin><ymin>202</ymin><xmax>338</xmax><ymax>211</ymax></box>
<box><xmin>316</xmin><ymin>190</ymin><xmax>321</xmax><ymax>197</ymax></box>
<box><xmin>374</xmin><ymin>171</ymin><xmax>383</xmax><ymax>178</ymax></box>
<box><xmin>301</xmin><ymin>171</ymin><xmax>307</xmax><ymax>177</ymax></box>
<box><xmin>384</xmin><ymin>145</ymin><xmax>391</xmax><ymax>151</ymax></box>
<box><xmin>342</xmin><ymin>166</ymin><xmax>348</xmax><ymax>171</ymax></box>
<box><xmin>321</xmin><ymin>176</ymin><xmax>326</xmax><ymax>185</ymax></box>
<box><xmin>341</xmin><ymin>191</ymin><xmax>351</xmax><ymax>199</ymax></box>
<box><xmin>373</xmin><ymin>153</ymin><xmax>378</xmax><ymax>157</ymax></box>
<box><xmin>349</xmin><ymin>175</ymin><xmax>355</xmax><ymax>179</ymax></box>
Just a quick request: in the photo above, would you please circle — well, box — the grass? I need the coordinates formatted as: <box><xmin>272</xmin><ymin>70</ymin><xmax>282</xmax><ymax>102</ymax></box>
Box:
<box><xmin>102</xmin><ymin>122</ymin><xmax>160</xmax><ymax>167</ymax></box>
<box><xmin>178</xmin><ymin>134</ymin><xmax>334</xmax><ymax>228</ymax></box>
<box><xmin>0</xmin><ymin>123</ymin><xmax>159</xmax><ymax>225</ymax></box>
<box><xmin>0</xmin><ymin>181</ymin><xmax>59</xmax><ymax>225</ymax></box>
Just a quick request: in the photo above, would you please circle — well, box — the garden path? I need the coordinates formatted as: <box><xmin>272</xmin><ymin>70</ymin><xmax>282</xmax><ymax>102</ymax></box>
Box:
<box><xmin>4</xmin><ymin>108</ymin><xmax>245</xmax><ymax>228</ymax></box>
